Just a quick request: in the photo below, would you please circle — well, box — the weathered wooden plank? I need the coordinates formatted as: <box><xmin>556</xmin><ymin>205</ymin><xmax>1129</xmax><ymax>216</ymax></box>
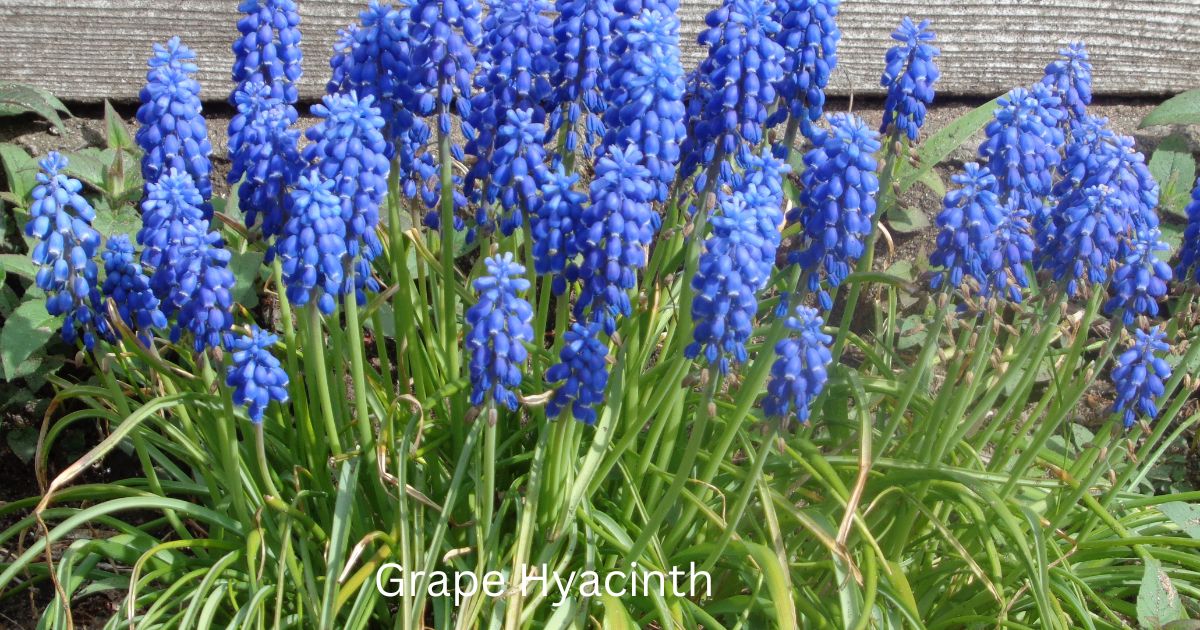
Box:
<box><xmin>0</xmin><ymin>0</ymin><xmax>1198</xmax><ymax>102</ymax></box>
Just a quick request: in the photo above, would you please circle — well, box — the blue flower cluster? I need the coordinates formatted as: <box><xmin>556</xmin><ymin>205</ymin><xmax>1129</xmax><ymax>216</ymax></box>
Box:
<box><xmin>1105</xmin><ymin>231</ymin><xmax>1172</xmax><ymax>325</ymax></box>
<box><xmin>929</xmin><ymin>164</ymin><xmax>1033</xmax><ymax>302</ymax></box>
<box><xmin>789</xmin><ymin>113</ymin><xmax>881</xmax><ymax>309</ymax></box>
<box><xmin>679</xmin><ymin>0</ymin><xmax>784</xmax><ymax>188</ymax></box>
<box><xmin>474</xmin><ymin>108</ymin><xmax>550</xmax><ymax>235</ymax></box>
<box><xmin>1040</xmin><ymin>43</ymin><xmax>1092</xmax><ymax>122</ymax></box>
<box><xmin>278</xmin><ymin>173</ymin><xmax>349</xmax><ymax>314</ymax></box>
<box><xmin>601</xmin><ymin>6</ymin><xmax>687</xmax><ymax>203</ymax></box>
<box><xmin>226</xmin><ymin>326</ymin><xmax>290</xmax><ymax>422</ymax></box>
<box><xmin>545</xmin><ymin>322</ymin><xmax>609</xmax><ymax>423</ymax></box>
<box><xmin>1178</xmin><ymin>178</ymin><xmax>1200</xmax><ymax>285</ymax></box>
<box><xmin>763</xmin><ymin>306</ymin><xmax>831</xmax><ymax>424</ymax></box>
<box><xmin>1040</xmin><ymin>116</ymin><xmax>1162</xmax><ymax>298</ymax></box>
<box><xmin>137</xmin><ymin>170</ymin><xmax>235</xmax><ymax>351</ymax></box>
<box><xmin>25</xmin><ymin>153</ymin><xmax>110</xmax><ymax>349</ymax></box>
<box><xmin>574</xmin><ymin>146</ymin><xmax>656</xmax><ymax>332</ymax></box>
<box><xmin>465</xmin><ymin>0</ymin><xmax>555</xmax><ymax>216</ymax></box>
<box><xmin>409</xmin><ymin>0</ymin><xmax>482</xmax><ymax>232</ymax></box>
<box><xmin>879</xmin><ymin>17</ymin><xmax>940</xmax><ymax>141</ymax></box>
<box><xmin>1111</xmin><ymin>326</ymin><xmax>1172</xmax><ymax>428</ymax></box>
<box><xmin>548</xmin><ymin>0</ymin><xmax>615</xmax><ymax>158</ymax></box>
<box><xmin>136</xmin><ymin>38</ymin><xmax>214</xmax><ymax>218</ymax></box>
<box><xmin>302</xmin><ymin>92</ymin><xmax>390</xmax><ymax>303</ymax></box>
<box><xmin>328</xmin><ymin>1</ymin><xmax>432</xmax><ymax>197</ymax></box>
<box><xmin>767</xmin><ymin>0</ymin><xmax>840</xmax><ymax>141</ymax></box>
<box><xmin>227</xmin><ymin>81</ymin><xmax>301</xmax><ymax>244</ymax></box>
<box><xmin>410</xmin><ymin>0</ymin><xmax>482</xmax><ymax>139</ymax></box>
<box><xmin>102</xmin><ymin>234</ymin><xmax>167</xmax><ymax>340</ymax></box>
<box><xmin>978</xmin><ymin>85</ymin><xmax>1065</xmax><ymax>220</ymax></box>
<box><xmin>531</xmin><ymin>165</ymin><xmax>586</xmax><ymax>292</ymax></box>
<box><xmin>466</xmin><ymin>254</ymin><xmax>534</xmax><ymax>410</ymax></box>
<box><xmin>686</xmin><ymin>191</ymin><xmax>771</xmax><ymax>373</ymax></box>
<box><xmin>729</xmin><ymin>148</ymin><xmax>789</xmax><ymax>284</ymax></box>
<box><xmin>231</xmin><ymin>0</ymin><xmax>303</xmax><ymax>104</ymax></box>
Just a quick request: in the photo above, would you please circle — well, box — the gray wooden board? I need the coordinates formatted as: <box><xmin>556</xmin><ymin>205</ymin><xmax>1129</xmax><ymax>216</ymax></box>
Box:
<box><xmin>0</xmin><ymin>0</ymin><xmax>1198</xmax><ymax>102</ymax></box>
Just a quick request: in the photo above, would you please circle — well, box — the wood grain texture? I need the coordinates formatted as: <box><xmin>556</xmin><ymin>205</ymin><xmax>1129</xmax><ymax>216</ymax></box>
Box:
<box><xmin>0</xmin><ymin>0</ymin><xmax>1198</xmax><ymax>102</ymax></box>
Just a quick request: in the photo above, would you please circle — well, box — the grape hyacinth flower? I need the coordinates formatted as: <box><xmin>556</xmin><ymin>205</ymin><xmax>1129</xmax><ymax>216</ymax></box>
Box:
<box><xmin>686</xmin><ymin>192</ymin><xmax>772</xmax><ymax>373</ymax></box>
<box><xmin>328</xmin><ymin>2</ymin><xmax>432</xmax><ymax>195</ymax></box>
<box><xmin>25</xmin><ymin>153</ymin><xmax>110</xmax><ymax>349</ymax></box>
<box><xmin>879</xmin><ymin>17</ymin><xmax>940</xmax><ymax>142</ymax></box>
<box><xmin>762</xmin><ymin>306</ymin><xmax>832</xmax><ymax>425</ymax></box>
<box><xmin>574</xmin><ymin>145</ymin><xmax>656</xmax><ymax>332</ymax></box>
<box><xmin>929</xmin><ymin>164</ymin><xmax>1034</xmax><ymax>302</ymax></box>
<box><xmin>678</xmin><ymin>0</ymin><xmax>784</xmax><ymax>188</ymax></box>
<box><xmin>929</xmin><ymin>164</ymin><xmax>1001</xmax><ymax>294</ymax></box>
<box><xmin>410</xmin><ymin>0</ymin><xmax>481</xmax><ymax>140</ymax></box>
<box><xmin>102</xmin><ymin>234</ymin><xmax>168</xmax><ymax>340</ymax></box>
<box><xmin>547</xmin><ymin>0</ymin><xmax>616</xmax><ymax>159</ymax></box>
<box><xmin>472</xmin><ymin>108</ymin><xmax>550</xmax><ymax>235</ymax></box>
<box><xmin>227</xmin><ymin>81</ymin><xmax>301</xmax><ymax>244</ymax></box>
<box><xmin>136</xmin><ymin>38</ymin><xmax>214</xmax><ymax>217</ymax></box>
<box><xmin>531</xmin><ymin>165</ymin><xmax>587</xmax><ymax>292</ymax></box>
<box><xmin>1040</xmin><ymin>43</ymin><xmax>1092</xmax><ymax>122</ymax></box>
<box><xmin>1104</xmin><ymin>231</ymin><xmax>1172</xmax><ymax>325</ymax></box>
<box><xmin>1042</xmin><ymin>185</ymin><xmax>1127</xmax><ymax>297</ymax></box>
<box><xmin>226</xmin><ymin>326</ymin><xmax>290</xmax><ymax>422</ymax></box>
<box><xmin>1177</xmin><ymin>178</ymin><xmax>1200</xmax><ymax>285</ymax></box>
<box><xmin>730</xmin><ymin>148</ymin><xmax>789</xmax><ymax>285</ymax></box>
<box><xmin>465</xmin><ymin>254</ymin><xmax>534</xmax><ymax>411</ymax></box>
<box><xmin>137</xmin><ymin>170</ymin><xmax>209</xmax><ymax>315</ymax></box>
<box><xmin>978</xmin><ymin>85</ymin><xmax>1064</xmax><ymax>217</ymax></box>
<box><xmin>409</xmin><ymin>0</ymin><xmax>482</xmax><ymax>233</ymax></box>
<box><xmin>1111</xmin><ymin>326</ymin><xmax>1172</xmax><ymax>428</ymax></box>
<box><xmin>464</xmin><ymin>0</ymin><xmax>555</xmax><ymax>210</ymax></box>
<box><xmin>231</xmin><ymin>0</ymin><xmax>303</xmax><ymax>104</ymax></box>
<box><xmin>545</xmin><ymin>322</ymin><xmax>609</xmax><ymax>424</ymax></box>
<box><xmin>172</xmin><ymin>231</ymin><xmax>237</xmax><ymax>352</ymax></box>
<box><xmin>303</xmin><ymin>92</ymin><xmax>390</xmax><ymax>302</ymax></box>
<box><xmin>601</xmin><ymin>7</ymin><xmax>687</xmax><ymax>203</ymax></box>
<box><xmin>789</xmin><ymin>113</ymin><xmax>881</xmax><ymax>310</ymax></box>
<box><xmin>278</xmin><ymin>173</ymin><xmax>349</xmax><ymax>315</ymax></box>
<box><xmin>767</xmin><ymin>0</ymin><xmax>840</xmax><ymax>141</ymax></box>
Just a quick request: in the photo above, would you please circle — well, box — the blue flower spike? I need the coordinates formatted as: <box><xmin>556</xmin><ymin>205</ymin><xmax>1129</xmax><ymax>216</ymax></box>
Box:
<box><xmin>763</xmin><ymin>306</ymin><xmax>832</xmax><ymax>425</ymax></box>
<box><xmin>545</xmin><ymin>322</ymin><xmax>610</xmax><ymax>424</ymax></box>
<box><xmin>25</xmin><ymin>152</ymin><xmax>111</xmax><ymax>349</ymax></box>
<box><xmin>136</xmin><ymin>37</ymin><xmax>214</xmax><ymax>217</ymax></box>
<box><xmin>102</xmin><ymin>234</ymin><xmax>168</xmax><ymax>342</ymax></box>
<box><xmin>789</xmin><ymin>113</ymin><xmax>881</xmax><ymax>310</ymax></box>
<box><xmin>880</xmin><ymin>17</ymin><xmax>940</xmax><ymax>142</ymax></box>
<box><xmin>226</xmin><ymin>326</ymin><xmax>291</xmax><ymax>423</ymax></box>
<box><xmin>1111</xmin><ymin>326</ymin><xmax>1172</xmax><ymax>429</ymax></box>
<box><xmin>768</xmin><ymin>0</ymin><xmax>840</xmax><ymax>141</ymax></box>
<box><xmin>466</xmin><ymin>253</ymin><xmax>535</xmax><ymax>412</ymax></box>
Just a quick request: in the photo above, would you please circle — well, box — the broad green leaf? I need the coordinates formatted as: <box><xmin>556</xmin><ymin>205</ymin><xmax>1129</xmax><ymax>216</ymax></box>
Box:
<box><xmin>1148</xmin><ymin>134</ymin><xmax>1197</xmax><ymax>219</ymax></box>
<box><xmin>229</xmin><ymin>249</ymin><xmax>265</xmax><ymax>309</ymax></box>
<box><xmin>104</xmin><ymin>100</ymin><xmax>135</xmax><ymax>151</ymax></box>
<box><xmin>0</xmin><ymin>254</ymin><xmax>38</xmax><ymax>281</ymax></box>
<box><xmin>1</xmin><ymin>299</ymin><xmax>58</xmax><ymax>381</ymax></box>
<box><xmin>1158</xmin><ymin>502</ymin><xmax>1200</xmax><ymax>539</ymax></box>
<box><xmin>898</xmin><ymin>96</ymin><xmax>1000</xmax><ymax>193</ymax></box>
<box><xmin>601</xmin><ymin>594</ymin><xmax>637</xmax><ymax>630</ymax></box>
<box><xmin>0</xmin><ymin>143</ymin><xmax>39</xmax><ymax>203</ymax></box>
<box><xmin>0</xmin><ymin>83</ymin><xmax>68</xmax><ymax>131</ymax></box>
<box><xmin>1140</xmin><ymin>89</ymin><xmax>1200</xmax><ymax>128</ymax></box>
<box><xmin>888</xmin><ymin>206</ymin><xmax>931</xmax><ymax>233</ymax></box>
<box><xmin>6</xmin><ymin>427</ymin><xmax>39</xmax><ymax>464</ymax></box>
<box><xmin>63</xmin><ymin>147</ymin><xmax>114</xmax><ymax>190</ymax></box>
<box><xmin>1138</xmin><ymin>557</ymin><xmax>1183</xmax><ymax>629</ymax></box>
<box><xmin>914</xmin><ymin>168</ymin><xmax>947</xmax><ymax>199</ymax></box>
<box><xmin>91</xmin><ymin>199</ymin><xmax>141</xmax><ymax>241</ymax></box>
